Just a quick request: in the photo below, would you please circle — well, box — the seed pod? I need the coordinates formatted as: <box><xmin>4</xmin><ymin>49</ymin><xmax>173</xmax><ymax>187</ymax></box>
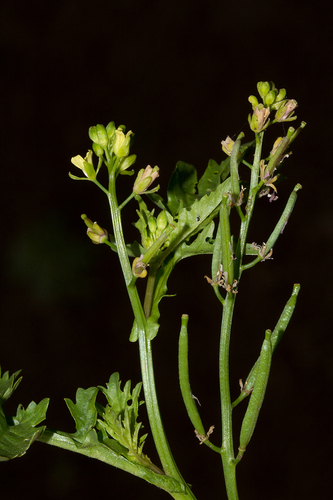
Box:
<box><xmin>239</xmin><ymin>329</ymin><xmax>272</xmax><ymax>452</ymax></box>
<box><xmin>232</xmin><ymin>284</ymin><xmax>300</xmax><ymax>409</ymax></box>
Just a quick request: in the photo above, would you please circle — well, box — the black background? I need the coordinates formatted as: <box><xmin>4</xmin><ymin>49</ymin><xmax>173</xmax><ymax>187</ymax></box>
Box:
<box><xmin>1</xmin><ymin>1</ymin><xmax>332</xmax><ymax>499</ymax></box>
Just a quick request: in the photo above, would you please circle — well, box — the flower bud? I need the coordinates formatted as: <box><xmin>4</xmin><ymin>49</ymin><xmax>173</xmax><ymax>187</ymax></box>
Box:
<box><xmin>81</xmin><ymin>215</ymin><xmax>108</xmax><ymax>244</ymax></box>
<box><xmin>89</xmin><ymin>124</ymin><xmax>108</xmax><ymax>148</ymax></box>
<box><xmin>87</xmin><ymin>224</ymin><xmax>108</xmax><ymax>244</ymax></box>
<box><xmin>263</xmin><ymin>90</ymin><xmax>277</xmax><ymax>107</ymax></box>
<box><xmin>257</xmin><ymin>81</ymin><xmax>271</xmax><ymax>99</ymax></box>
<box><xmin>156</xmin><ymin>210</ymin><xmax>168</xmax><ymax>231</ymax></box>
<box><xmin>71</xmin><ymin>150</ymin><xmax>96</xmax><ymax>179</ymax></box>
<box><xmin>92</xmin><ymin>142</ymin><xmax>104</xmax><ymax>157</ymax></box>
<box><xmin>275</xmin><ymin>88</ymin><xmax>286</xmax><ymax>102</ymax></box>
<box><xmin>148</xmin><ymin>216</ymin><xmax>157</xmax><ymax>235</ymax></box>
<box><xmin>106</xmin><ymin>121</ymin><xmax>116</xmax><ymax>139</ymax></box>
<box><xmin>248</xmin><ymin>95</ymin><xmax>259</xmax><ymax>109</ymax></box>
<box><xmin>113</xmin><ymin>128</ymin><xmax>133</xmax><ymax>157</ymax></box>
<box><xmin>133</xmin><ymin>165</ymin><xmax>160</xmax><ymax>195</ymax></box>
<box><xmin>119</xmin><ymin>154</ymin><xmax>137</xmax><ymax>172</ymax></box>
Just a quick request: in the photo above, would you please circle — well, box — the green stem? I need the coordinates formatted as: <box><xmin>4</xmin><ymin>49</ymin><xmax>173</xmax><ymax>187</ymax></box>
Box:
<box><xmin>37</xmin><ymin>429</ymin><xmax>184</xmax><ymax>495</ymax></box>
<box><xmin>235</xmin><ymin>132</ymin><xmax>264</xmax><ymax>280</ymax></box>
<box><xmin>118</xmin><ymin>191</ymin><xmax>136</xmax><ymax>211</ymax></box>
<box><xmin>219</xmin><ymin>292</ymin><xmax>239</xmax><ymax>500</ymax></box>
<box><xmin>107</xmin><ymin>169</ymin><xmax>196</xmax><ymax>498</ymax></box>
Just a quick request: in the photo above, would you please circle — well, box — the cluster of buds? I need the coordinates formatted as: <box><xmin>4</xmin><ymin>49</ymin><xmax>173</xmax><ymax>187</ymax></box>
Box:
<box><xmin>70</xmin><ymin>121</ymin><xmax>159</xmax><ymax>197</ymax></box>
<box><xmin>137</xmin><ymin>209</ymin><xmax>169</xmax><ymax>250</ymax></box>
<box><xmin>248</xmin><ymin>81</ymin><xmax>297</xmax><ymax>133</ymax></box>
<box><xmin>81</xmin><ymin>214</ymin><xmax>109</xmax><ymax>244</ymax></box>
<box><xmin>70</xmin><ymin>121</ymin><xmax>137</xmax><ymax>180</ymax></box>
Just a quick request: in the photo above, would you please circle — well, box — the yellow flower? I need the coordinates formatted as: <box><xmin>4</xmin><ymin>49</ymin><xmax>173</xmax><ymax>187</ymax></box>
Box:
<box><xmin>113</xmin><ymin>128</ymin><xmax>133</xmax><ymax>157</ymax></box>
<box><xmin>71</xmin><ymin>150</ymin><xmax>96</xmax><ymax>179</ymax></box>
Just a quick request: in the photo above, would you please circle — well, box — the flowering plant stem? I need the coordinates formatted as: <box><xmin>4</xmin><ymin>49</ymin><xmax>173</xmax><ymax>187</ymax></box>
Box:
<box><xmin>0</xmin><ymin>81</ymin><xmax>304</xmax><ymax>500</ymax></box>
<box><xmin>219</xmin><ymin>292</ymin><xmax>238</xmax><ymax>499</ymax></box>
<box><xmin>107</xmin><ymin>169</ymin><xmax>196</xmax><ymax>498</ymax></box>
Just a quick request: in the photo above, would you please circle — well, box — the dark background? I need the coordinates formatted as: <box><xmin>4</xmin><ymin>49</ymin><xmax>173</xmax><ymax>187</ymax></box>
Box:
<box><xmin>1</xmin><ymin>1</ymin><xmax>331</xmax><ymax>499</ymax></box>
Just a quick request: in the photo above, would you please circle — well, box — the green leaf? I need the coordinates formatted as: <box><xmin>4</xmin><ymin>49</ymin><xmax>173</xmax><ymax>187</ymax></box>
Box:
<box><xmin>163</xmin><ymin>176</ymin><xmax>231</xmax><ymax>258</ymax></box>
<box><xmin>96</xmin><ymin>373</ymin><xmax>161</xmax><ymax>472</ymax></box>
<box><xmin>173</xmin><ymin>220</ymin><xmax>215</xmax><ymax>261</ymax></box>
<box><xmin>0</xmin><ymin>368</ymin><xmax>49</xmax><ymax>461</ymax></box>
<box><xmin>97</xmin><ymin>373</ymin><xmax>144</xmax><ymax>452</ymax></box>
<box><xmin>0</xmin><ymin>367</ymin><xmax>22</xmax><ymax>404</ymax></box>
<box><xmin>64</xmin><ymin>386</ymin><xmax>98</xmax><ymax>446</ymax></box>
<box><xmin>0</xmin><ymin>398</ymin><xmax>49</xmax><ymax>461</ymax></box>
<box><xmin>197</xmin><ymin>158</ymin><xmax>230</xmax><ymax>196</ymax></box>
<box><xmin>146</xmin><ymin>222</ymin><xmax>215</xmax><ymax>341</ymax></box>
<box><xmin>145</xmin><ymin>178</ymin><xmax>231</xmax><ymax>340</ymax></box>
<box><xmin>167</xmin><ymin>161</ymin><xmax>198</xmax><ymax>215</ymax></box>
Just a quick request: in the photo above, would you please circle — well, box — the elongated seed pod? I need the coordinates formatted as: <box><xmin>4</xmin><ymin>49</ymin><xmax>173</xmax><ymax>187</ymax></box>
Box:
<box><xmin>232</xmin><ymin>283</ymin><xmax>300</xmax><ymax>408</ymax></box>
<box><xmin>178</xmin><ymin>315</ymin><xmax>206</xmax><ymax>436</ymax></box>
<box><xmin>239</xmin><ymin>329</ymin><xmax>272</xmax><ymax>451</ymax></box>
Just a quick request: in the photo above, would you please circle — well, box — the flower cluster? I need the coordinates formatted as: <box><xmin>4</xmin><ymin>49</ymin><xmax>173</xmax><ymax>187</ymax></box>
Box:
<box><xmin>248</xmin><ymin>81</ymin><xmax>297</xmax><ymax>133</ymax></box>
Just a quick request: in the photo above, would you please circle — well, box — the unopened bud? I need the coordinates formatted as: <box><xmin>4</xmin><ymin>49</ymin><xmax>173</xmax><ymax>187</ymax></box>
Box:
<box><xmin>89</xmin><ymin>124</ymin><xmax>108</xmax><ymax>148</ymax></box>
<box><xmin>248</xmin><ymin>95</ymin><xmax>259</xmax><ymax>109</ymax></box>
<box><xmin>264</xmin><ymin>90</ymin><xmax>277</xmax><ymax>107</ymax></box>
<box><xmin>92</xmin><ymin>142</ymin><xmax>104</xmax><ymax>157</ymax></box>
<box><xmin>81</xmin><ymin>214</ymin><xmax>108</xmax><ymax>244</ymax></box>
<box><xmin>148</xmin><ymin>216</ymin><xmax>157</xmax><ymax>234</ymax></box>
<box><xmin>87</xmin><ymin>222</ymin><xmax>108</xmax><ymax>244</ymax></box>
<box><xmin>156</xmin><ymin>210</ymin><xmax>168</xmax><ymax>231</ymax></box>
<box><xmin>106</xmin><ymin>121</ymin><xmax>116</xmax><ymax>139</ymax></box>
<box><xmin>119</xmin><ymin>154</ymin><xmax>137</xmax><ymax>172</ymax></box>
<box><xmin>275</xmin><ymin>88</ymin><xmax>286</xmax><ymax>102</ymax></box>
<box><xmin>257</xmin><ymin>81</ymin><xmax>271</xmax><ymax>99</ymax></box>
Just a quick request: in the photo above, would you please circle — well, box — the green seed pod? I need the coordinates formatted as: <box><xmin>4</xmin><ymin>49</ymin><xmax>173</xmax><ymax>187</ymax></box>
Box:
<box><xmin>232</xmin><ymin>284</ymin><xmax>300</xmax><ymax>409</ymax></box>
<box><xmin>239</xmin><ymin>329</ymin><xmax>272</xmax><ymax>452</ymax></box>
